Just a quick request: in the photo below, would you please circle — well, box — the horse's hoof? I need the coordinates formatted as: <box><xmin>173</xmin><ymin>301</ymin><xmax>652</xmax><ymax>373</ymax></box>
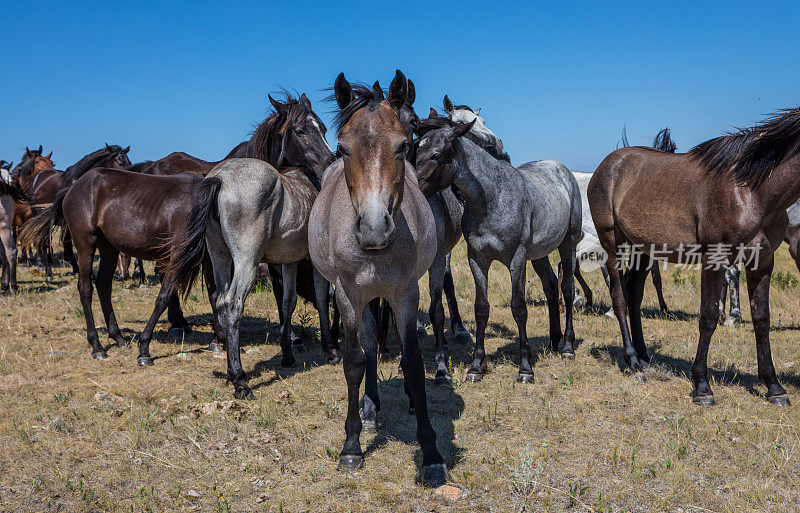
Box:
<box><xmin>573</xmin><ymin>297</ymin><xmax>586</xmax><ymax>309</ymax></box>
<box><xmin>692</xmin><ymin>394</ymin><xmax>715</xmax><ymax>407</ymax></box>
<box><xmin>561</xmin><ymin>351</ymin><xmax>576</xmax><ymax>361</ymax></box>
<box><xmin>281</xmin><ymin>355</ymin><xmax>296</xmax><ymax>368</ymax></box>
<box><xmin>208</xmin><ymin>342</ymin><xmax>224</xmax><ymax>353</ymax></box>
<box><xmin>466</xmin><ymin>372</ymin><xmax>483</xmax><ymax>383</ymax></box>
<box><xmin>361</xmin><ymin>419</ymin><xmax>377</xmax><ymax>433</ymax></box>
<box><xmin>137</xmin><ymin>356</ymin><xmax>154</xmax><ymax>366</ymax></box>
<box><xmin>167</xmin><ymin>327</ymin><xmax>184</xmax><ymax>338</ymax></box>
<box><xmin>604</xmin><ymin>309</ymin><xmax>616</xmax><ymax>318</ymax></box>
<box><xmin>517</xmin><ymin>372</ymin><xmax>535</xmax><ymax>384</ymax></box>
<box><xmin>767</xmin><ymin>394</ymin><xmax>791</xmax><ymax>407</ymax></box>
<box><xmin>327</xmin><ymin>349</ymin><xmax>342</xmax><ymax>365</ymax></box>
<box><xmin>234</xmin><ymin>388</ymin><xmax>255</xmax><ymax>400</ymax></box>
<box><xmin>337</xmin><ymin>454</ymin><xmax>364</xmax><ymax>472</ymax></box>
<box><xmin>422</xmin><ymin>463</ymin><xmax>449</xmax><ymax>488</ymax></box>
<box><xmin>117</xmin><ymin>339</ymin><xmax>131</xmax><ymax>348</ymax></box>
<box><xmin>435</xmin><ymin>372</ymin><xmax>452</xmax><ymax>384</ymax></box>
<box><xmin>92</xmin><ymin>350</ymin><xmax>107</xmax><ymax>360</ymax></box>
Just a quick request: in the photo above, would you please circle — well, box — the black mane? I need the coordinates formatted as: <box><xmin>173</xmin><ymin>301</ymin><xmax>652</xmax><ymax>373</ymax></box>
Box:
<box><xmin>689</xmin><ymin>108</ymin><xmax>800</xmax><ymax>187</ymax></box>
<box><xmin>327</xmin><ymin>84</ymin><xmax>384</xmax><ymax>135</ymax></box>
<box><xmin>64</xmin><ymin>145</ymin><xmax>122</xmax><ymax>183</ymax></box>
<box><xmin>652</xmin><ymin>128</ymin><xmax>677</xmax><ymax>153</ymax></box>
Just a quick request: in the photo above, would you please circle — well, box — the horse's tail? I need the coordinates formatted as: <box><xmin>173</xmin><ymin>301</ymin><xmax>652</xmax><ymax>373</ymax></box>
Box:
<box><xmin>652</xmin><ymin>127</ymin><xmax>677</xmax><ymax>153</ymax></box>
<box><xmin>19</xmin><ymin>187</ymin><xmax>68</xmax><ymax>250</ymax></box>
<box><xmin>166</xmin><ymin>176</ymin><xmax>222</xmax><ymax>298</ymax></box>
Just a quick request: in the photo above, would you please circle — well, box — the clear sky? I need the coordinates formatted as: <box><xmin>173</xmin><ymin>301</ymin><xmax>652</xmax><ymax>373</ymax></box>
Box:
<box><xmin>2</xmin><ymin>1</ymin><xmax>799</xmax><ymax>172</ymax></box>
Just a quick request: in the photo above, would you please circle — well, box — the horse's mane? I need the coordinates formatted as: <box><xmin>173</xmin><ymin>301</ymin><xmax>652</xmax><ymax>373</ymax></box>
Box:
<box><xmin>126</xmin><ymin>161</ymin><xmax>154</xmax><ymax>173</ymax></box>
<box><xmin>64</xmin><ymin>145</ymin><xmax>121</xmax><ymax>183</ymax></box>
<box><xmin>689</xmin><ymin>107</ymin><xmax>800</xmax><ymax>187</ymax></box>
<box><xmin>652</xmin><ymin>128</ymin><xmax>677</xmax><ymax>153</ymax></box>
<box><xmin>328</xmin><ymin>84</ymin><xmax>384</xmax><ymax>135</ymax></box>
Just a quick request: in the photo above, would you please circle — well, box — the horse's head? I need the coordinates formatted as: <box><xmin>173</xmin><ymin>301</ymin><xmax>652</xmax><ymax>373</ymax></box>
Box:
<box><xmin>0</xmin><ymin>160</ymin><xmax>11</xmax><ymax>172</ymax></box>
<box><xmin>259</xmin><ymin>93</ymin><xmax>334</xmax><ymax>182</ymax></box>
<box><xmin>443</xmin><ymin>95</ymin><xmax>505</xmax><ymax>158</ymax></box>
<box><xmin>33</xmin><ymin>152</ymin><xmax>54</xmax><ymax>172</ymax></box>
<box><xmin>333</xmin><ymin>70</ymin><xmax>413</xmax><ymax>251</ymax></box>
<box><xmin>102</xmin><ymin>144</ymin><xmax>132</xmax><ymax>168</ymax></box>
<box><xmin>12</xmin><ymin>145</ymin><xmax>44</xmax><ymax>181</ymax></box>
<box><xmin>414</xmin><ymin>113</ymin><xmax>475</xmax><ymax>197</ymax></box>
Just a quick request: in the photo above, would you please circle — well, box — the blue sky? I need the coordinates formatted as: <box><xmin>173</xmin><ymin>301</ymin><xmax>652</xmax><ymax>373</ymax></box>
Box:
<box><xmin>2</xmin><ymin>1</ymin><xmax>799</xmax><ymax>171</ymax></box>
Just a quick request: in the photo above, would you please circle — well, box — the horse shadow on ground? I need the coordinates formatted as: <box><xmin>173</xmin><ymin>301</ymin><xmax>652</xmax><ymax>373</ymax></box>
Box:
<box><xmin>590</xmin><ymin>342</ymin><xmax>800</xmax><ymax>396</ymax></box>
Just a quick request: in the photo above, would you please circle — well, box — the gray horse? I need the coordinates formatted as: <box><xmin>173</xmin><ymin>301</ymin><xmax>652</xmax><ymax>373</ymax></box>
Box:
<box><xmin>309</xmin><ymin>71</ymin><xmax>447</xmax><ymax>485</ymax></box>
<box><xmin>415</xmin><ymin>116</ymin><xmax>582</xmax><ymax>383</ymax></box>
<box><xmin>0</xmin><ymin>160</ymin><xmax>19</xmax><ymax>292</ymax></box>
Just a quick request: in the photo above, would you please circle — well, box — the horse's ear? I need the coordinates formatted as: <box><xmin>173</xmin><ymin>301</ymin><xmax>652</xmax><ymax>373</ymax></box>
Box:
<box><xmin>428</xmin><ymin>108</ymin><xmax>438</xmax><ymax>119</ymax></box>
<box><xmin>268</xmin><ymin>94</ymin><xmax>285</xmax><ymax>113</ymax></box>
<box><xmin>45</xmin><ymin>151</ymin><xmax>52</xmax><ymax>159</ymax></box>
<box><xmin>106</xmin><ymin>143</ymin><xmax>111</xmax><ymax>150</ymax></box>
<box><xmin>299</xmin><ymin>93</ymin><xmax>312</xmax><ymax>111</ymax></box>
<box><xmin>123</xmin><ymin>146</ymin><xmax>130</xmax><ymax>153</ymax></box>
<box><xmin>474</xmin><ymin>107</ymin><xmax>481</xmax><ymax>116</ymax></box>
<box><xmin>443</xmin><ymin>95</ymin><xmax>454</xmax><ymax>116</ymax></box>
<box><xmin>407</xmin><ymin>79</ymin><xmax>416</xmax><ymax>106</ymax></box>
<box><xmin>453</xmin><ymin>119</ymin><xmax>476</xmax><ymax>138</ymax></box>
<box><xmin>372</xmin><ymin>80</ymin><xmax>384</xmax><ymax>100</ymax></box>
<box><xmin>334</xmin><ymin>72</ymin><xmax>354</xmax><ymax>109</ymax></box>
<box><xmin>25</xmin><ymin>147</ymin><xmax>30</xmax><ymax>155</ymax></box>
<box><xmin>387</xmin><ymin>69</ymin><xmax>407</xmax><ymax>110</ymax></box>
<box><xmin>37</xmin><ymin>145</ymin><xmax>43</xmax><ymax>154</ymax></box>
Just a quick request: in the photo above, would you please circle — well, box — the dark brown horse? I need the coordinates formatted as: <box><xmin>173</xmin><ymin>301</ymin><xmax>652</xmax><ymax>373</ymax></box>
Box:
<box><xmin>18</xmin><ymin>145</ymin><xmax>131</xmax><ymax>278</ymax></box>
<box><xmin>12</xmin><ymin>150</ymin><xmax>54</xmax><ymax>267</ymax></box>
<box><xmin>588</xmin><ymin>108</ymin><xmax>800</xmax><ymax>407</ymax></box>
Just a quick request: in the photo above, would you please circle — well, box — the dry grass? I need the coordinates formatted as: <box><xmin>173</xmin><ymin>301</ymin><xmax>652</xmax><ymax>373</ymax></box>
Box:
<box><xmin>1</xmin><ymin>243</ymin><xmax>800</xmax><ymax>512</ymax></box>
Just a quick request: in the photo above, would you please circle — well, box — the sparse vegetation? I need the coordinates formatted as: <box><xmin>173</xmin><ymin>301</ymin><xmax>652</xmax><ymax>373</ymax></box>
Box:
<box><xmin>1</xmin><ymin>241</ymin><xmax>799</xmax><ymax>511</ymax></box>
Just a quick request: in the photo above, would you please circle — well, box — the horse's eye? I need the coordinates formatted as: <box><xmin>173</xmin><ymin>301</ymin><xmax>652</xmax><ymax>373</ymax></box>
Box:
<box><xmin>336</xmin><ymin>145</ymin><xmax>349</xmax><ymax>158</ymax></box>
<box><xmin>430</xmin><ymin>152</ymin><xmax>441</xmax><ymax>161</ymax></box>
<box><xmin>397</xmin><ymin>141</ymin><xmax>409</xmax><ymax>155</ymax></box>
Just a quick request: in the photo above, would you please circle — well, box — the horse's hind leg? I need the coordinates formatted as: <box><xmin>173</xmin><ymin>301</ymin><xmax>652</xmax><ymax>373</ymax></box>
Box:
<box><xmin>443</xmin><ymin>253</ymin><xmax>470</xmax><ymax>342</ymax></box>
<box><xmin>391</xmin><ymin>282</ymin><xmax>447</xmax><ymax>486</ymax></box>
<box><xmin>313</xmin><ymin>266</ymin><xmax>340</xmax><ymax>363</ymax></box>
<box><xmin>624</xmin><ymin>253</ymin><xmax>651</xmax><ymax>366</ymax></box>
<box><xmin>725</xmin><ymin>265</ymin><xmax>742</xmax><ymax>325</ymax></box>
<box><xmin>136</xmin><ymin>277</ymin><xmax>177</xmax><ymax>366</ymax></box>
<box><xmin>531</xmin><ymin>257</ymin><xmax>561</xmax><ymax>353</ymax></box>
<box><xmin>76</xmin><ymin>243</ymin><xmax>106</xmax><ymax>359</ymax></box>
<box><xmin>718</xmin><ymin>272</ymin><xmax>729</xmax><ymax>324</ymax></box>
<box><xmin>202</xmin><ymin>258</ymin><xmax>225</xmax><ymax>352</ymax></box>
<box><xmin>95</xmin><ymin>247</ymin><xmax>128</xmax><ymax>348</ymax></box>
<box><xmin>691</xmin><ymin>265</ymin><xmax>726</xmax><ymax>406</ymax></box>
<box><xmin>651</xmin><ymin>264</ymin><xmax>670</xmax><ymax>315</ymax></box>
<box><xmin>466</xmin><ymin>249</ymin><xmax>491</xmax><ymax>381</ymax></box>
<box><xmin>63</xmin><ymin>230</ymin><xmax>79</xmax><ymax>274</ymax></box>
<box><xmin>574</xmin><ymin>263</ymin><xmax>592</xmax><ymax>308</ymax></box>
<box><xmin>558</xmin><ymin>238</ymin><xmax>579</xmax><ymax>357</ymax></box>
<box><xmin>510</xmin><ymin>251</ymin><xmax>533</xmax><ymax>382</ymax></box>
<box><xmin>279</xmin><ymin>262</ymin><xmax>299</xmax><ymax>367</ymax></box>
<box><xmin>599</xmin><ymin>230</ymin><xmax>643</xmax><ymax>372</ymax></box>
<box><xmin>428</xmin><ymin>248</ymin><xmax>450</xmax><ymax>382</ymax></box>
<box><xmin>745</xmin><ymin>260</ymin><xmax>789</xmax><ymax>406</ymax></box>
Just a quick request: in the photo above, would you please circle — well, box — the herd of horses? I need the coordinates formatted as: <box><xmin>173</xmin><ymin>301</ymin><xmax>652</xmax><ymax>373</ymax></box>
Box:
<box><xmin>4</xmin><ymin>70</ymin><xmax>800</xmax><ymax>484</ymax></box>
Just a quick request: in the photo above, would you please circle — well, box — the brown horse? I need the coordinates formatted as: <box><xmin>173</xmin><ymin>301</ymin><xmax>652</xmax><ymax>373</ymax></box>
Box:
<box><xmin>588</xmin><ymin>108</ymin><xmax>800</xmax><ymax>407</ymax></box>
<box><xmin>308</xmin><ymin>71</ymin><xmax>447</xmax><ymax>485</ymax></box>
<box><xmin>18</xmin><ymin>145</ymin><xmax>131</xmax><ymax>278</ymax></box>
<box><xmin>12</xmin><ymin>150</ymin><xmax>54</xmax><ymax>267</ymax></box>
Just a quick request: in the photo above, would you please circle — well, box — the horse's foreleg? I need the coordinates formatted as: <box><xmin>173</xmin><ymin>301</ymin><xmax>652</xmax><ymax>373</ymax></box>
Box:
<box><xmin>510</xmin><ymin>252</ymin><xmax>532</xmax><ymax>381</ymax></box>
<box><xmin>725</xmin><ymin>265</ymin><xmax>742</xmax><ymax>324</ymax></box>
<box><xmin>651</xmin><ymin>264</ymin><xmax>670</xmax><ymax>315</ymax></box>
<box><xmin>360</xmin><ymin>301</ymin><xmax>380</xmax><ymax>432</ymax></box>
<box><xmin>531</xmin><ymin>257</ymin><xmax>561</xmax><ymax>352</ymax></box>
<box><xmin>746</xmin><ymin>260</ymin><xmax>789</xmax><ymax>406</ymax></box>
<box><xmin>574</xmin><ymin>263</ymin><xmax>592</xmax><ymax>308</ymax></box>
<box><xmin>691</xmin><ymin>265</ymin><xmax>726</xmax><ymax>406</ymax></box>
<box><xmin>279</xmin><ymin>262</ymin><xmax>299</xmax><ymax>367</ymax></box>
<box><xmin>466</xmin><ymin>250</ymin><xmax>491</xmax><ymax>381</ymax></box>
<box><xmin>428</xmin><ymin>249</ymin><xmax>449</xmax><ymax>382</ymax></box>
<box><xmin>392</xmin><ymin>282</ymin><xmax>447</xmax><ymax>486</ymax></box>
<box><xmin>335</xmin><ymin>285</ymin><xmax>366</xmax><ymax>472</ymax></box>
<box><xmin>203</xmin><ymin>257</ymin><xmax>225</xmax><ymax>352</ymax></box>
<box><xmin>313</xmin><ymin>265</ymin><xmax>340</xmax><ymax>363</ymax></box>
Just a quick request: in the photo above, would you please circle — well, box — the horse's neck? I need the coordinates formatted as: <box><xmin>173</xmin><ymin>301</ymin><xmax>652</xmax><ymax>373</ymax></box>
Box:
<box><xmin>758</xmin><ymin>155</ymin><xmax>800</xmax><ymax>213</ymax></box>
<box><xmin>452</xmin><ymin>138</ymin><xmax>514</xmax><ymax>213</ymax></box>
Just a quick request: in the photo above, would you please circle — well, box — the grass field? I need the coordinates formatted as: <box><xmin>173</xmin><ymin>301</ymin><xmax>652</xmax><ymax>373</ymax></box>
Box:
<box><xmin>1</xmin><ymin>242</ymin><xmax>799</xmax><ymax>512</ymax></box>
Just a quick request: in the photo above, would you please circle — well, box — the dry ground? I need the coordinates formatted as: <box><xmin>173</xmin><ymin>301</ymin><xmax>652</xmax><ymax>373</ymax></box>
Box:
<box><xmin>1</xmin><ymin>242</ymin><xmax>800</xmax><ymax>513</ymax></box>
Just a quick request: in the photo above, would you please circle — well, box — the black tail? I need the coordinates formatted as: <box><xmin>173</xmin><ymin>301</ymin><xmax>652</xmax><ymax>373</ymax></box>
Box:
<box><xmin>166</xmin><ymin>176</ymin><xmax>222</xmax><ymax>298</ymax></box>
<box><xmin>652</xmin><ymin>127</ymin><xmax>677</xmax><ymax>153</ymax></box>
<box><xmin>19</xmin><ymin>187</ymin><xmax>68</xmax><ymax>250</ymax></box>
